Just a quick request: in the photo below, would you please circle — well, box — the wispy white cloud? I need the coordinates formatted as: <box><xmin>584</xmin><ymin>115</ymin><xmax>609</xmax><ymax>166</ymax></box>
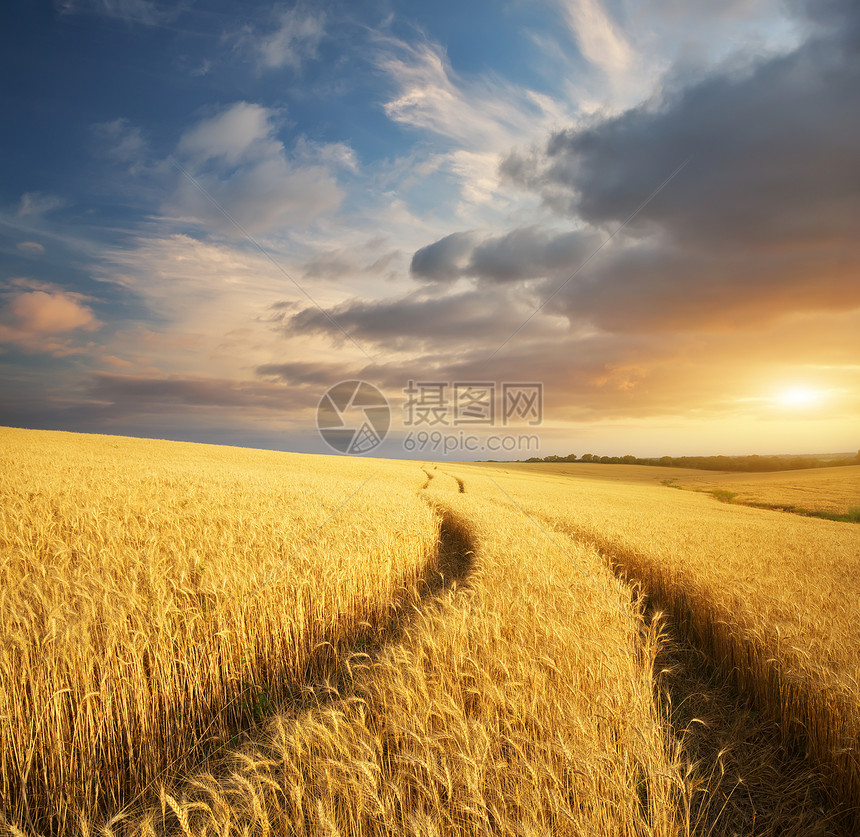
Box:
<box><xmin>241</xmin><ymin>6</ymin><xmax>325</xmax><ymax>72</ymax></box>
<box><xmin>17</xmin><ymin>192</ymin><xmax>66</xmax><ymax>217</ymax></box>
<box><xmin>57</xmin><ymin>0</ymin><xmax>173</xmax><ymax>26</ymax></box>
<box><xmin>17</xmin><ymin>241</ymin><xmax>45</xmax><ymax>255</ymax></box>
<box><xmin>91</xmin><ymin>231</ymin><xmax>356</xmax><ymax>379</ymax></box>
<box><xmin>555</xmin><ymin>0</ymin><xmax>634</xmax><ymax>76</ymax></box>
<box><xmin>92</xmin><ymin>118</ymin><xmax>149</xmax><ymax>173</ymax></box>
<box><xmin>177</xmin><ymin>102</ymin><xmax>273</xmax><ymax>165</ymax></box>
<box><xmin>167</xmin><ymin>102</ymin><xmax>344</xmax><ymax>235</ymax></box>
<box><xmin>379</xmin><ymin>39</ymin><xmax>544</xmax><ymax>147</ymax></box>
<box><xmin>293</xmin><ymin>137</ymin><xmax>359</xmax><ymax>173</ymax></box>
<box><xmin>375</xmin><ymin>36</ymin><xmax>576</xmax><ymax>214</ymax></box>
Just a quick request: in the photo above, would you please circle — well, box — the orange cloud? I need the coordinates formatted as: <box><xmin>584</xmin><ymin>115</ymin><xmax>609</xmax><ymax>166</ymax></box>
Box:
<box><xmin>0</xmin><ymin>289</ymin><xmax>101</xmax><ymax>355</ymax></box>
<box><xmin>9</xmin><ymin>291</ymin><xmax>97</xmax><ymax>333</ymax></box>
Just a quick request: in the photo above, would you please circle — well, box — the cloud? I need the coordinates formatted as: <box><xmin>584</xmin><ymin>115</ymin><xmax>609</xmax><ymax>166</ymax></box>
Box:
<box><xmin>539</xmin><ymin>240</ymin><xmax>860</xmax><ymax>334</ymax></box>
<box><xmin>2</xmin><ymin>277</ymin><xmax>65</xmax><ymax>293</ymax></box>
<box><xmin>492</xmin><ymin>3</ymin><xmax>860</xmax><ymax>333</ymax></box>
<box><xmin>285</xmin><ymin>288</ymin><xmax>560</xmax><ymax>353</ymax></box>
<box><xmin>0</xmin><ymin>287</ymin><xmax>101</xmax><ymax>355</ymax></box>
<box><xmin>555</xmin><ymin>0</ymin><xmax>634</xmax><ymax>76</ymax></box>
<box><xmin>237</xmin><ymin>302</ymin><xmax>860</xmax><ymax>427</ymax></box>
<box><xmin>91</xmin><ymin>231</ymin><xmax>307</xmax><ymax>347</ymax></box>
<box><xmin>167</xmin><ymin>102</ymin><xmax>343</xmax><ymax>235</ymax></box>
<box><xmin>100</xmin><ymin>354</ymin><xmax>135</xmax><ymax>368</ymax></box>
<box><xmin>248</xmin><ymin>6</ymin><xmax>325</xmax><ymax>71</ymax></box>
<box><xmin>177</xmin><ymin>102</ymin><xmax>273</xmax><ymax>166</ymax></box>
<box><xmin>292</xmin><ymin>137</ymin><xmax>359</xmax><ymax>173</ymax></box>
<box><xmin>272</xmin><ymin>0</ymin><xmax>860</xmax><ymax>432</ymax></box>
<box><xmin>90</xmin><ymin>373</ymin><xmax>298</xmax><ymax>411</ymax></box>
<box><xmin>468</xmin><ymin>227</ymin><xmax>598</xmax><ymax>283</ymax></box>
<box><xmin>255</xmin><ymin>360</ymin><xmax>354</xmax><ymax>386</ymax></box>
<box><xmin>378</xmin><ymin>38</ymin><xmax>565</xmax><ymax>149</ymax></box>
<box><xmin>505</xmin><ymin>5</ymin><xmax>860</xmax><ymax>243</ymax></box>
<box><xmin>6</xmin><ymin>0</ymin><xmax>855</xmax><ymax>451</ymax></box>
<box><xmin>0</xmin><ymin>372</ymin><xmax>326</xmax><ymax>451</ymax></box>
<box><xmin>16</xmin><ymin>241</ymin><xmax>45</xmax><ymax>255</ymax></box>
<box><xmin>17</xmin><ymin>192</ymin><xmax>65</xmax><ymax>216</ymax></box>
<box><xmin>7</xmin><ymin>291</ymin><xmax>96</xmax><ymax>333</ymax></box>
<box><xmin>410</xmin><ymin>232</ymin><xmax>478</xmax><ymax>283</ymax></box>
<box><xmin>93</xmin><ymin>118</ymin><xmax>148</xmax><ymax>165</ymax></box>
<box><xmin>380</xmin><ymin>40</ymin><xmax>491</xmax><ymax>145</ymax></box>
<box><xmin>514</xmin><ymin>47</ymin><xmax>860</xmax><ymax>249</ymax></box>
<box><xmin>57</xmin><ymin>0</ymin><xmax>173</xmax><ymax>25</ymax></box>
<box><xmin>302</xmin><ymin>245</ymin><xmax>403</xmax><ymax>282</ymax></box>
<box><xmin>86</xmin><ymin>231</ymin><xmax>378</xmax><ymax>398</ymax></box>
<box><xmin>410</xmin><ymin>226</ymin><xmax>600</xmax><ymax>285</ymax></box>
<box><xmin>795</xmin><ymin>0</ymin><xmax>860</xmax><ymax>37</ymax></box>
<box><xmin>374</xmin><ymin>35</ymin><xmax>574</xmax><ymax>209</ymax></box>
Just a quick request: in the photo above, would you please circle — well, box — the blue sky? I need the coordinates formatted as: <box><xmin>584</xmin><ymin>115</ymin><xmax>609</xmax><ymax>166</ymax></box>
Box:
<box><xmin>1</xmin><ymin>0</ymin><xmax>858</xmax><ymax>457</ymax></box>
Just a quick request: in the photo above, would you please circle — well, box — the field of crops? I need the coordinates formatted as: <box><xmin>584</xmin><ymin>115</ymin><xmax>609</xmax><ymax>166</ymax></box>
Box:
<box><xmin>2</xmin><ymin>428</ymin><xmax>858</xmax><ymax>836</ymax></box>
<box><xmin>669</xmin><ymin>464</ymin><xmax>860</xmax><ymax>519</ymax></box>
<box><xmin>459</xmin><ymin>461</ymin><xmax>860</xmax><ymax>829</ymax></box>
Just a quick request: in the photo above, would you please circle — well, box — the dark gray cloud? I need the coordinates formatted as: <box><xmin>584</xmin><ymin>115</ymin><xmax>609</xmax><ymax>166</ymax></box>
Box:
<box><xmin>0</xmin><ymin>371</ymin><xmax>324</xmax><ymax>451</ymax></box>
<box><xmin>489</xmin><ymin>4</ymin><xmax>860</xmax><ymax>334</ymax></box>
<box><xmin>794</xmin><ymin>0</ymin><xmax>860</xmax><ymax>39</ymax></box>
<box><xmin>283</xmin><ymin>0</ymin><xmax>860</xmax><ymax>431</ymax></box>
<box><xmin>401</xmin><ymin>2</ymin><xmax>860</xmax><ymax>341</ymax></box>
<box><xmin>303</xmin><ymin>247</ymin><xmax>403</xmax><ymax>282</ymax></box>
<box><xmin>255</xmin><ymin>360</ymin><xmax>354</xmax><ymax>386</ymax></box>
<box><xmin>505</xmin><ymin>38</ymin><xmax>860</xmax><ymax>249</ymax></box>
<box><xmin>410</xmin><ymin>232</ymin><xmax>478</xmax><ymax>282</ymax></box>
<box><xmin>466</xmin><ymin>226</ymin><xmax>597</xmax><ymax>283</ymax></box>
<box><xmin>540</xmin><ymin>237</ymin><xmax>860</xmax><ymax>333</ymax></box>
<box><xmin>287</xmin><ymin>289</ymin><xmax>543</xmax><ymax>352</ymax></box>
<box><xmin>289</xmin><ymin>0</ymin><xmax>860</xmax><ymax>421</ymax></box>
<box><xmin>411</xmin><ymin>226</ymin><xmax>598</xmax><ymax>285</ymax></box>
<box><xmin>91</xmin><ymin>373</ymin><xmax>299</xmax><ymax>411</ymax></box>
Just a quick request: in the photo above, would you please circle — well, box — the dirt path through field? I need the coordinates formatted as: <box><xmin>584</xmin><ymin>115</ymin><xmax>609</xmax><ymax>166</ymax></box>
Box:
<box><xmin>652</xmin><ymin>617</ymin><xmax>844</xmax><ymax>835</ymax></box>
<box><xmin>125</xmin><ymin>485</ymin><xmax>477</xmax><ymax>836</ymax></box>
<box><xmin>145</xmin><ymin>474</ymin><xmax>686</xmax><ymax>837</ymax></box>
<box><xmin>460</xmin><ymin>487</ymin><xmax>852</xmax><ymax>834</ymax></box>
<box><xmin>541</xmin><ymin>512</ymin><xmax>853</xmax><ymax>834</ymax></box>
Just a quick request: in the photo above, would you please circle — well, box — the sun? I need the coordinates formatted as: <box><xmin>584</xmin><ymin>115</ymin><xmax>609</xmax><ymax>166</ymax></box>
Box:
<box><xmin>777</xmin><ymin>387</ymin><xmax>822</xmax><ymax>407</ymax></box>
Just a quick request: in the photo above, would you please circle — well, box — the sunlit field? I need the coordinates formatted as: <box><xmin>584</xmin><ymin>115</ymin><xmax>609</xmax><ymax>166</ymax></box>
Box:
<box><xmin>458</xmin><ymin>460</ymin><xmax>860</xmax><ymax>830</ymax></box>
<box><xmin>670</xmin><ymin>464</ymin><xmax>860</xmax><ymax>518</ymax></box>
<box><xmin>2</xmin><ymin>428</ymin><xmax>858</xmax><ymax>836</ymax></box>
<box><xmin>482</xmin><ymin>461</ymin><xmax>709</xmax><ymax>484</ymax></box>
<box><xmin>479</xmin><ymin>460</ymin><xmax>860</xmax><ymax>517</ymax></box>
<box><xmin>0</xmin><ymin>428</ymin><xmax>438</xmax><ymax>834</ymax></box>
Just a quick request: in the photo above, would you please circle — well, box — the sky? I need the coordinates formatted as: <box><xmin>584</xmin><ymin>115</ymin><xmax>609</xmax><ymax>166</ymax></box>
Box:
<box><xmin>1</xmin><ymin>0</ymin><xmax>858</xmax><ymax>459</ymax></box>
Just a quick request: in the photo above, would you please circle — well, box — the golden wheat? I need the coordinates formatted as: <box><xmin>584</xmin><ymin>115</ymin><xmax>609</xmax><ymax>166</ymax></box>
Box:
<box><xmin>0</xmin><ymin>428</ymin><xmax>438</xmax><ymax>835</ymax></box>
<box><xmin>457</xmin><ymin>461</ymin><xmax>860</xmax><ymax>821</ymax></box>
<box><xmin>120</xmin><ymin>473</ymin><xmax>686</xmax><ymax>836</ymax></box>
<box><xmin>4</xmin><ymin>427</ymin><xmax>855</xmax><ymax>835</ymax></box>
<box><xmin>673</xmin><ymin>464</ymin><xmax>860</xmax><ymax>517</ymax></box>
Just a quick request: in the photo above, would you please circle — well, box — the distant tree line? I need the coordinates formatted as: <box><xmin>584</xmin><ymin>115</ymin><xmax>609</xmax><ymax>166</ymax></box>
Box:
<box><xmin>521</xmin><ymin>451</ymin><xmax>860</xmax><ymax>472</ymax></box>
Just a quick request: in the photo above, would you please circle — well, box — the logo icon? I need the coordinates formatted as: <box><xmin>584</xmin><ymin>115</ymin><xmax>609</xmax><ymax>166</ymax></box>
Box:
<box><xmin>317</xmin><ymin>380</ymin><xmax>390</xmax><ymax>454</ymax></box>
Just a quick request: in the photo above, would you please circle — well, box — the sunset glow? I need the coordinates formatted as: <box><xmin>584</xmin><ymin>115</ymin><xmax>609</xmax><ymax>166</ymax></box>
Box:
<box><xmin>1</xmin><ymin>2</ymin><xmax>858</xmax><ymax>457</ymax></box>
<box><xmin>777</xmin><ymin>388</ymin><xmax>823</xmax><ymax>408</ymax></box>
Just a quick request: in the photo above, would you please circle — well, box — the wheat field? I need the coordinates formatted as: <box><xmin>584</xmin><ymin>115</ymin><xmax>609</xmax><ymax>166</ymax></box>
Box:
<box><xmin>0</xmin><ymin>428</ymin><xmax>439</xmax><ymax>834</ymax></box>
<box><xmin>129</xmin><ymin>478</ymin><xmax>686</xmax><ymax>837</ymax></box>
<box><xmin>1</xmin><ymin>428</ymin><xmax>858</xmax><ymax>835</ymax></box>
<box><xmin>670</xmin><ymin>464</ymin><xmax>860</xmax><ymax>518</ymax></box>
<box><xmin>457</xmin><ymin>461</ymin><xmax>860</xmax><ymax>828</ymax></box>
